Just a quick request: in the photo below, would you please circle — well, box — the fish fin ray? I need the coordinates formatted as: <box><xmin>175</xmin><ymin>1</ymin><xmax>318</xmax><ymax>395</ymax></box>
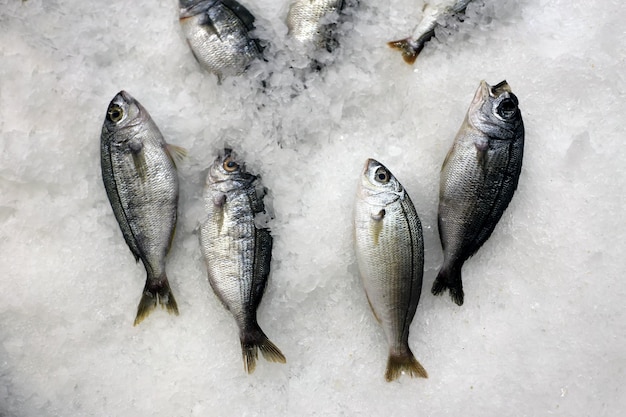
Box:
<box><xmin>387</xmin><ymin>38</ymin><xmax>423</xmax><ymax>64</ymax></box>
<box><xmin>165</xmin><ymin>144</ymin><xmax>187</xmax><ymax>169</ymax></box>
<box><xmin>385</xmin><ymin>347</ymin><xmax>428</xmax><ymax>382</ymax></box>
<box><xmin>241</xmin><ymin>324</ymin><xmax>286</xmax><ymax>374</ymax></box>
<box><xmin>132</xmin><ymin>149</ymin><xmax>148</xmax><ymax>181</ymax></box>
<box><xmin>134</xmin><ymin>275</ymin><xmax>179</xmax><ymax>326</ymax></box>
<box><xmin>431</xmin><ymin>265</ymin><xmax>464</xmax><ymax>306</ymax></box>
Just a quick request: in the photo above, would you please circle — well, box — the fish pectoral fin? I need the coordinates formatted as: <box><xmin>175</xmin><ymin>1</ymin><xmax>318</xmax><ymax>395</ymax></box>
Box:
<box><xmin>165</xmin><ymin>143</ymin><xmax>187</xmax><ymax>168</ymax></box>
<box><xmin>474</xmin><ymin>137</ymin><xmax>489</xmax><ymax>168</ymax></box>
<box><xmin>197</xmin><ymin>13</ymin><xmax>220</xmax><ymax>38</ymax></box>
<box><xmin>131</xmin><ymin>148</ymin><xmax>148</xmax><ymax>181</ymax></box>
<box><xmin>370</xmin><ymin>208</ymin><xmax>385</xmax><ymax>221</ymax></box>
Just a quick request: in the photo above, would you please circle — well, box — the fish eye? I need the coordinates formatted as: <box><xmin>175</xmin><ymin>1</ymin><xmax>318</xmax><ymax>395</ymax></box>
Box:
<box><xmin>107</xmin><ymin>105</ymin><xmax>124</xmax><ymax>123</ymax></box>
<box><xmin>374</xmin><ymin>167</ymin><xmax>390</xmax><ymax>184</ymax></box>
<box><xmin>496</xmin><ymin>96</ymin><xmax>518</xmax><ymax>119</ymax></box>
<box><xmin>223</xmin><ymin>156</ymin><xmax>239</xmax><ymax>172</ymax></box>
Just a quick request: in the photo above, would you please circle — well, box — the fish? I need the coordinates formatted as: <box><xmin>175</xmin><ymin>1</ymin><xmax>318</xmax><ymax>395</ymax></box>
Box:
<box><xmin>286</xmin><ymin>0</ymin><xmax>344</xmax><ymax>52</ymax></box>
<box><xmin>388</xmin><ymin>0</ymin><xmax>473</xmax><ymax>64</ymax></box>
<box><xmin>100</xmin><ymin>91</ymin><xmax>186</xmax><ymax>325</ymax></box>
<box><xmin>432</xmin><ymin>80</ymin><xmax>524</xmax><ymax>306</ymax></box>
<box><xmin>354</xmin><ymin>159</ymin><xmax>428</xmax><ymax>382</ymax></box>
<box><xmin>199</xmin><ymin>149</ymin><xmax>286</xmax><ymax>373</ymax></box>
<box><xmin>179</xmin><ymin>0</ymin><xmax>262</xmax><ymax>81</ymax></box>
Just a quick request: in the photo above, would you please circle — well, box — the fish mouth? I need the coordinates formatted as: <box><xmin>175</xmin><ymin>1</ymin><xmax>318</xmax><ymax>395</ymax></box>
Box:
<box><xmin>363</xmin><ymin>158</ymin><xmax>379</xmax><ymax>174</ymax></box>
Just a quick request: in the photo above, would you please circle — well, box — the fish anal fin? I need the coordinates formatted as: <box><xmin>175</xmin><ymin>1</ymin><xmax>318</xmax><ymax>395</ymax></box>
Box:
<box><xmin>365</xmin><ymin>292</ymin><xmax>381</xmax><ymax>324</ymax></box>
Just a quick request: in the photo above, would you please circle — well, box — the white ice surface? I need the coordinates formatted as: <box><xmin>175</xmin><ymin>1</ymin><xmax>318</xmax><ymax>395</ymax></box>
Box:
<box><xmin>1</xmin><ymin>0</ymin><xmax>625</xmax><ymax>415</ymax></box>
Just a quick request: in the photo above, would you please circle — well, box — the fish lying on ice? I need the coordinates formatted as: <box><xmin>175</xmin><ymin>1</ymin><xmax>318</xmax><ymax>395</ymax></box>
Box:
<box><xmin>286</xmin><ymin>0</ymin><xmax>345</xmax><ymax>53</ymax></box>
<box><xmin>354</xmin><ymin>159</ymin><xmax>428</xmax><ymax>382</ymax></box>
<box><xmin>199</xmin><ymin>149</ymin><xmax>286</xmax><ymax>373</ymax></box>
<box><xmin>100</xmin><ymin>91</ymin><xmax>185</xmax><ymax>325</ymax></box>
<box><xmin>432</xmin><ymin>80</ymin><xmax>524</xmax><ymax>306</ymax></box>
<box><xmin>388</xmin><ymin>0</ymin><xmax>473</xmax><ymax>64</ymax></box>
<box><xmin>179</xmin><ymin>0</ymin><xmax>262</xmax><ymax>81</ymax></box>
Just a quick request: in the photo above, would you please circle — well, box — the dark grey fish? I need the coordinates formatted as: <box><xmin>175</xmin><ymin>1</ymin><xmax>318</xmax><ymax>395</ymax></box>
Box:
<box><xmin>100</xmin><ymin>91</ymin><xmax>185</xmax><ymax>325</ymax></box>
<box><xmin>388</xmin><ymin>0</ymin><xmax>473</xmax><ymax>64</ymax></box>
<box><xmin>432</xmin><ymin>80</ymin><xmax>524</xmax><ymax>306</ymax></box>
<box><xmin>179</xmin><ymin>0</ymin><xmax>262</xmax><ymax>81</ymax></box>
<box><xmin>354</xmin><ymin>159</ymin><xmax>428</xmax><ymax>382</ymax></box>
<box><xmin>199</xmin><ymin>149</ymin><xmax>285</xmax><ymax>373</ymax></box>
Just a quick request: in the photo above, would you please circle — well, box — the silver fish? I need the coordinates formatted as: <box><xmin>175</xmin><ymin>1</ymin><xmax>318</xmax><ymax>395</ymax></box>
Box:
<box><xmin>432</xmin><ymin>80</ymin><xmax>524</xmax><ymax>306</ymax></box>
<box><xmin>199</xmin><ymin>149</ymin><xmax>286</xmax><ymax>373</ymax></box>
<box><xmin>179</xmin><ymin>0</ymin><xmax>262</xmax><ymax>81</ymax></box>
<box><xmin>354</xmin><ymin>159</ymin><xmax>428</xmax><ymax>382</ymax></box>
<box><xmin>100</xmin><ymin>91</ymin><xmax>185</xmax><ymax>325</ymax></box>
<box><xmin>388</xmin><ymin>0</ymin><xmax>473</xmax><ymax>64</ymax></box>
<box><xmin>286</xmin><ymin>0</ymin><xmax>344</xmax><ymax>52</ymax></box>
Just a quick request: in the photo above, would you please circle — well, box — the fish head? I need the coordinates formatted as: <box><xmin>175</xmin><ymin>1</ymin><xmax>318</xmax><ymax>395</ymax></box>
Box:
<box><xmin>358</xmin><ymin>159</ymin><xmax>404</xmax><ymax>206</ymax></box>
<box><xmin>207</xmin><ymin>148</ymin><xmax>256</xmax><ymax>191</ymax></box>
<box><xmin>468</xmin><ymin>80</ymin><xmax>522</xmax><ymax>139</ymax></box>
<box><xmin>102</xmin><ymin>91</ymin><xmax>144</xmax><ymax>140</ymax></box>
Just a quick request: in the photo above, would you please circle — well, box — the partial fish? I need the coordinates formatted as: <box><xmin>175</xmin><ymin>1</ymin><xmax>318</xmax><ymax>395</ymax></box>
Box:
<box><xmin>354</xmin><ymin>159</ymin><xmax>428</xmax><ymax>382</ymax></box>
<box><xmin>432</xmin><ymin>80</ymin><xmax>524</xmax><ymax>305</ymax></box>
<box><xmin>287</xmin><ymin>0</ymin><xmax>345</xmax><ymax>53</ymax></box>
<box><xmin>100</xmin><ymin>91</ymin><xmax>185</xmax><ymax>325</ymax></box>
<box><xmin>388</xmin><ymin>0</ymin><xmax>473</xmax><ymax>64</ymax></box>
<box><xmin>199</xmin><ymin>149</ymin><xmax>285</xmax><ymax>373</ymax></box>
<box><xmin>179</xmin><ymin>0</ymin><xmax>262</xmax><ymax>81</ymax></box>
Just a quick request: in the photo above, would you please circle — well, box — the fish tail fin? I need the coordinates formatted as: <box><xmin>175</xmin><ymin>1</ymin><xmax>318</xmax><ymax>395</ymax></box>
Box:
<box><xmin>134</xmin><ymin>274</ymin><xmax>179</xmax><ymax>326</ymax></box>
<box><xmin>431</xmin><ymin>265</ymin><xmax>464</xmax><ymax>306</ymax></box>
<box><xmin>387</xmin><ymin>38</ymin><xmax>424</xmax><ymax>65</ymax></box>
<box><xmin>385</xmin><ymin>345</ymin><xmax>428</xmax><ymax>382</ymax></box>
<box><xmin>240</xmin><ymin>323</ymin><xmax>286</xmax><ymax>374</ymax></box>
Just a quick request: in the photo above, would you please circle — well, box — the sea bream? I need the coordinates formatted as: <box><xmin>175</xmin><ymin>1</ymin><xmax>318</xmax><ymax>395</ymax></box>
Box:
<box><xmin>199</xmin><ymin>150</ymin><xmax>286</xmax><ymax>373</ymax></box>
<box><xmin>354</xmin><ymin>159</ymin><xmax>428</xmax><ymax>382</ymax></box>
<box><xmin>100</xmin><ymin>91</ymin><xmax>185</xmax><ymax>325</ymax></box>
<box><xmin>432</xmin><ymin>80</ymin><xmax>524</xmax><ymax>306</ymax></box>
<box><xmin>287</xmin><ymin>0</ymin><xmax>344</xmax><ymax>52</ymax></box>
<box><xmin>388</xmin><ymin>0</ymin><xmax>473</xmax><ymax>64</ymax></box>
<box><xmin>179</xmin><ymin>0</ymin><xmax>262</xmax><ymax>81</ymax></box>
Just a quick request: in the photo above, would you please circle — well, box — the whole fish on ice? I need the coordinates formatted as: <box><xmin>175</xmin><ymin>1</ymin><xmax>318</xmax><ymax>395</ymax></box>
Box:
<box><xmin>100</xmin><ymin>91</ymin><xmax>185</xmax><ymax>325</ymax></box>
<box><xmin>354</xmin><ymin>159</ymin><xmax>428</xmax><ymax>382</ymax></box>
<box><xmin>388</xmin><ymin>0</ymin><xmax>474</xmax><ymax>64</ymax></box>
<box><xmin>199</xmin><ymin>149</ymin><xmax>286</xmax><ymax>373</ymax></box>
<box><xmin>432</xmin><ymin>80</ymin><xmax>524</xmax><ymax>306</ymax></box>
<box><xmin>179</xmin><ymin>0</ymin><xmax>262</xmax><ymax>81</ymax></box>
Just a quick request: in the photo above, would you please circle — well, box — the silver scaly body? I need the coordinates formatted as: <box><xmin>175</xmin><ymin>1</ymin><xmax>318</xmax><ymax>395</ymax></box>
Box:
<box><xmin>287</xmin><ymin>0</ymin><xmax>344</xmax><ymax>52</ymax></box>
<box><xmin>199</xmin><ymin>150</ymin><xmax>285</xmax><ymax>373</ymax></box>
<box><xmin>354</xmin><ymin>159</ymin><xmax>427</xmax><ymax>382</ymax></box>
<box><xmin>100</xmin><ymin>91</ymin><xmax>182</xmax><ymax>325</ymax></box>
<box><xmin>388</xmin><ymin>0</ymin><xmax>473</xmax><ymax>64</ymax></box>
<box><xmin>432</xmin><ymin>80</ymin><xmax>524</xmax><ymax>306</ymax></box>
<box><xmin>179</xmin><ymin>0</ymin><xmax>261</xmax><ymax>81</ymax></box>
